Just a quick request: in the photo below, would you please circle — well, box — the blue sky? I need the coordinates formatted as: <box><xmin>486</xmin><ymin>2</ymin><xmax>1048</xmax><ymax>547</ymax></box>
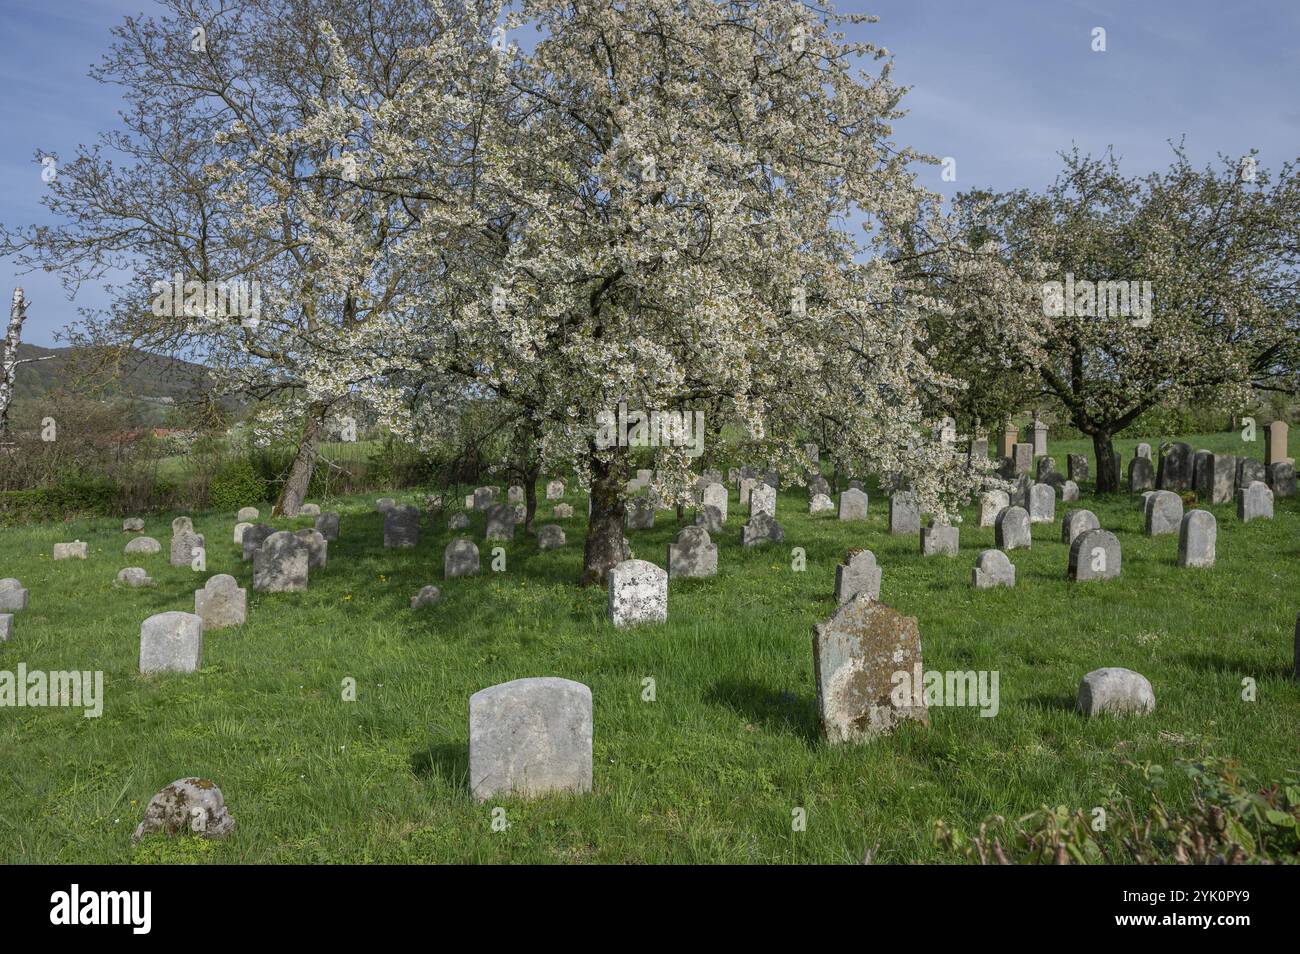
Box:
<box><xmin>1</xmin><ymin>0</ymin><xmax>1296</xmax><ymax>345</ymax></box>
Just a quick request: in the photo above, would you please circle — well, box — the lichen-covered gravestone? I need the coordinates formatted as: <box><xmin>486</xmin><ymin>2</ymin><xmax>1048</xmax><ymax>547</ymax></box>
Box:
<box><xmin>994</xmin><ymin>506</ymin><xmax>1031</xmax><ymax>550</ymax></box>
<box><xmin>384</xmin><ymin>504</ymin><xmax>421</xmax><ymax>548</ymax></box>
<box><xmin>546</xmin><ymin>480</ymin><xmax>565</xmax><ymax>500</ymax></box>
<box><xmin>1236</xmin><ymin>458</ymin><xmax>1267</xmax><ymax>490</ymax></box>
<box><xmin>169</xmin><ymin>532</ymin><xmax>203</xmax><ymax>568</ymax></box>
<box><xmin>241</xmin><ymin>524</ymin><xmax>275</xmax><ymax>562</ymax></box>
<box><xmin>468</xmin><ymin>677</ymin><xmax>593</xmax><ymax>802</ymax></box>
<box><xmin>315</xmin><ymin>512</ymin><xmax>340</xmax><ymax>542</ymax></box>
<box><xmin>809</xmin><ymin>493</ymin><xmax>835</xmax><ymax>514</ymax></box>
<box><xmin>473</xmin><ymin>486</ymin><xmax>497</xmax><ymax>511</ymax></box>
<box><xmin>537</xmin><ymin>525</ymin><xmax>566</xmax><ymax>551</ymax></box>
<box><xmin>812</xmin><ymin>596</ymin><xmax>927</xmax><ymax>744</ymax></box>
<box><xmin>972</xmin><ymin>549</ymin><xmax>1015</xmax><ymax>589</ymax></box>
<box><xmin>1195</xmin><ymin>453</ymin><xmax>1235</xmax><ymax>504</ymax></box>
<box><xmin>888</xmin><ymin>492</ymin><xmax>920</xmax><ymax>535</ymax></box>
<box><xmin>133</xmin><ymin>778</ymin><xmax>235</xmax><ymax>841</ymax></box>
<box><xmin>1128</xmin><ymin>456</ymin><xmax>1154</xmax><ymax>493</ymax></box>
<box><xmin>508</xmin><ymin>485</ymin><xmax>525</xmax><ymax>505</ymax></box>
<box><xmin>1061</xmin><ymin>480</ymin><xmax>1080</xmax><ymax>502</ymax></box>
<box><xmin>920</xmin><ymin>520</ymin><xmax>958</xmax><ymax>557</ymax></box>
<box><xmin>299</xmin><ymin>503</ymin><xmax>321</xmax><ymax>517</ymax></box>
<box><xmin>125</xmin><ymin>536</ymin><xmax>161</xmax><ymax>555</ymax></box>
<box><xmin>1076</xmin><ymin>668</ymin><xmax>1154</xmax><ymax>717</ymax></box>
<box><xmin>979</xmin><ymin>490</ymin><xmax>1009</xmax><ymax>527</ymax></box>
<box><xmin>1035</xmin><ymin>457</ymin><xmax>1056</xmax><ymax>481</ymax></box>
<box><xmin>838</xmin><ymin>488</ymin><xmax>868</xmax><ymax>521</ymax></box>
<box><xmin>1060</xmin><ymin>509</ymin><xmax>1100</xmax><ymax>546</ymax></box>
<box><xmin>0</xmin><ymin>579</ymin><xmax>28</xmax><ymax>612</ymax></box>
<box><xmin>667</xmin><ymin>527</ymin><xmax>717</xmax><ymax>579</ymax></box>
<box><xmin>139</xmin><ymin>611</ymin><xmax>204</xmax><ymax>673</ymax></box>
<box><xmin>1028</xmin><ymin>483</ymin><xmax>1055</xmax><ymax>524</ymax></box>
<box><xmin>123</xmin><ymin>517</ymin><xmax>145</xmax><ymax>532</ymax></box>
<box><xmin>294</xmin><ymin>528</ymin><xmax>329</xmax><ymax>569</ymax></box>
<box><xmin>483</xmin><ymin>505</ymin><xmax>517</xmax><ymax>542</ymax></box>
<box><xmin>1237</xmin><ymin>480</ymin><xmax>1274</xmax><ymax>522</ymax></box>
<box><xmin>448</xmin><ymin>512</ymin><xmax>470</xmax><ymax>530</ymax></box>
<box><xmin>194</xmin><ymin>574</ymin><xmax>247</xmax><ymax>629</ymax></box>
<box><xmin>749</xmin><ymin>482</ymin><xmax>776</xmax><ymax>518</ymax></box>
<box><xmin>1069</xmin><ymin>529</ymin><xmax>1121</xmax><ymax>581</ymax></box>
<box><xmin>410</xmin><ymin>585</ymin><xmax>441</xmax><ymax>609</ymax></box>
<box><xmin>236</xmin><ymin>506</ymin><xmax>259</xmax><ymax>522</ymax></box>
<box><xmin>607</xmin><ymin>559</ymin><xmax>668</xmax><ymax>627</ymax></box>
<box><xmin>253</xmin><ymin>531</ymin><xmax>309</xmax><ymax>593</ymax></box>
<box><xmin>740</xmin><ymin>512</ymin><xmax>784</xmax><ymax>547</ymax></box>
<box><xmin>233</xmin><ymin>522</ymin><xmax>252</xmax><ymax>545</ymax></box>
<box><xmin>1178</xmin><ymin>510</ymin><xmax>1216</xmax><ymax>568</ymax></box>
<box><xmin>1067</xmin><ymin>454</ymin><xmax>1089</xmax><ymax>483</ymax></box>
<box><xmin>53</xmin><ymin>541</ymin><xmax>88</xmax><ymax>560</ymax></box>
<box><xmin>701</xmin><ymin>482</ymin><xmax>728</xmax><ymax>523</ymax></box>
<box><xmin>553</xmin><ymin>503</ymin><xmax>574</xmax><ymax>519</ymax></box>
<box><xmin>1144</xmin><ymin>490</ymin><xmax>1183</xmax><ymax>536</ymax></box>
<box><xmin>444</xmin><ymin>538</ymin><xmax>481</xmax><ymax>578</ymax></box>
<box><xmin>694</xmin><ymin>504</ymin><xmax>724</xmax><ymax>534</ymax></box>
<box><xmin>172</xmin><ymin>516</ymin><xmax>194</xmax><ymax>535</ymax></box>
<box><xmin>1267</xmin><ymin>461</ymin><xmax>1296</xmax><ymax>498</ymax></box>
<box><xmin>116</xmin><ymin>567</ymin><xmax>154</xmax><ymax>588</ymax></box>
<box><xmin>834</xmin><ymin>549</ymin><xmax>881</xmax><ymax>605</ymax></box>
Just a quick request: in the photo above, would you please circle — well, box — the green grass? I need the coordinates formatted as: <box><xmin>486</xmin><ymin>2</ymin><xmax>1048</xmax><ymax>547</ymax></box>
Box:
<box><xmin>0</xmin><ymin>430</ymin><xmax>1297</xmax><ymax>863</ymax></box>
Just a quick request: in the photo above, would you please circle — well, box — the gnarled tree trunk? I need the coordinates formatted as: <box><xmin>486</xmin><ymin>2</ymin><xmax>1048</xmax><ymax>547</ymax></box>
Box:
<box><xmin>276</xmin><ymin>399</ymin><xmax>331</xmax><ymax>516</ymax></box>
<box><xmin>581</xmin><ymin>448</ymin><xmax>630</xmax><ymax>587</ymax></box>
<box><xmin>1091</xmin><ymin>430</ymin><xmax>1120</xmax><ymax>493</ymax></box>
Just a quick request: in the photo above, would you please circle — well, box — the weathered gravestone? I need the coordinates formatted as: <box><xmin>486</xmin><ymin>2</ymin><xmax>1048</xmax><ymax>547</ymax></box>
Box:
<box><xmin>1195</xmin><ymin>453</ymin><xmax>1236</xmax><ymax>504</ymax></box>
<box><xmin>1144</xmin><ymin>490</ymin><xmax>1183</xmax><ymax>536</ymax></box>
<box><xmin>1267</xmin><ymin>461</ymin><xmax>1296</xmax><ymax>498</ymax></box>
<box><xmin>253</xmin><ymin>531</ymin><xmax>308</xmax><ymax>593</ymax></box>
<box><xmin>812</xmin><ymin>597</ymin><xmax>927</xmax><ymax>744</ymax></box>
<box><xmin>1061</xmin><ymin>479</ymin><xmax>1080</xmax><ymax>502</ymax></box>
<box><xmin>1028</xmin><ymin>483</ymin><xmax>1056</xmax><ymax>523</ymax></box>
<box><xmin>233</xmin><ymin>523</ymin><xmax>252</xmax><ymax>545</ymax></box>
<box><xmin>1178</xmin><ymin>510</ymin><xmax>1216</xmax><ymax>569</ymax></box>
<box><xmin>1068</xmin><ymin>529</ymin><xmax>1121</xmax><ymax>581</ymax></box>
<box><xmin>448</xmin><ymin>512</ymin><xmax>470</xmax><ymax>530</ymax></box>
<box><xmin>889</xmin><ymin>492</ymin><xmax>920</xmax><ymax>535</ymax></box>
<box><xmin>125</xmin><ymin>536</ymin><xmax>161</xmax><ymax>555</ymax></box>
<box><xmin>384</xmin><ymin>505</ymin><xmax>421</xmax><ymax>548</ymax></box>
<box><xmin>0</xmin><ymin>615</ymin><xmax>11</xmax><ymax>641</ymax></box>
<box><xmin>236</xmin><ymin>506</ymin><xmax>259</xmax><ymax>521</ymax></box>
<box><xmin>1236</xmin><ymin>457</ymin><xmax>1267</xmax><ymax>490</ymax></box>
<box><xmin>971</xmin><ymin>549</ymin><xmax>1015</xmax><ymax>589</ymax></box>
<box><xmin>133</xmin><ymin>778</ymin><xmax>235</xmax><ymax>841</ymax></box>
<box><xmin>375</xmin><ymin>497</ymin><xmax>396</xmax><ymax>513</ymax></box>
<box><xmin>1157</xmin><ymin>442</ymin><xmax>1193</xmax><ymax>491</ymax></box>
<box><xmin>195</xmin><ymin>574</ymin><xmax>247</xmax><ymax>629</ymax></box>
<box><xmin>667</xmin><ymin>527</ymin><xmax>717</xmax><ymax>579</ymax></box>
<box><xmin>0</xmin><ymin>579</ymin><xmax>29</xmax><ymax>611</ymax></box>
<box><xmin>694</xmin><ymin>504</ymin><xmax>724</xmax><ymax>534</ymax></box>
<box><xmin>1029</xmin><ymin>419</ymin><xmax>1048</xmax><ymax>457</ymax></box>
<box><xmin>546</xmin><ymin>480</ymin><xmax>565</xmax><ymax>500</ymax></box>
<box><xmin>507</xmin><ymin>485</ymin><xmax>525</xmax><ymax>506</ymax></box>
<box><xmin>299</xmin><ymin>503</ymin><xmax>321</xmax><ymax>516</ymax></box>
<box><xmin>626</xmin><ymin>498</ymin><xmax>656</xmax><ymax>530</ymax></box>
<box><xmin>1035</xmin><ymin>457</ymin><xmax>1057</xmax><ymax>482</ymax></box>
<box><xmin>553</xmin><ymin>503</ymin><xmax>574</xmax><ymax>519</ymax></box>
<box><xmin>315</xmin><ymin>512</ymin><xmax>340</xmax><ymax>542</ymax></box>
<box><xmin>171</xmin><ymin>516</ymin><xmax>194</xmax><ymax>535</ymax></box>
<box><xmin>484</xmin><ymin>503</ymin><xmax>515</xmax><ymax>542</ymax></box>
<box><xmin>1128</xmin><ymin>456</ymin><xmax>1154</xmax><ymax>493</ymax></box>
<box><xmin>808</xmin><ymin>475</ymin><xmax>831</xmax><ymax>498</ymax></box>
<box><xmin>838</xmin><ymin>488</ymin><xmax>869</xmax><ymax>521</ymax></box>
<box><xmin>835</xmin><ymin>549</ymin><xmax>881</xmax><ymax>605</ymax></box>
<box><xmin>1060</xmin><ymin>509</ymin><xmax>1100</xmax><ymax>546</ymax></box>
<box><xmin>741</xmin><ymin>512</ymin><xmax>784</xmax><ymax>547</ymax></box>
<box><xmin>1011</xmin><ymin>442</ymin><xmax>1033</xmax><ymax>475</ymax></box>
<box><xmin>537</xmin><ymin>525</ymin><xmax>566</xmax><ymax>551</ymax></box>
<box><xmin>809</xmin><ymin>493</ymin><xmax>835</xmax><ymax>514</ymax></box>
<box><xmin>241</xmin><ymin>524</ymin><xmax>275</xmax><ymax>561</ymax></box>
<box><xmin>473</xmin><ymin>487</ymin><xmax>497</xmax><ymax>511</ymax></box>
<box><xmin>294</xmin><ymin>528</ymin><xmax>329</xmax><ymax>569</ymax></box>
<box><xmin>749</xmin><ymin>482</ymin><xmax>776</xmax><ymax>518</ymax></box>
<box><xmin>1067</xmin><ymin>454</ymin><xmax>1089</xmax><ymax>483</ymax></box>
<box><xmin>847</xmin><ymin>479</ymin><xmax>864</xmax><ymax>491</ymax></box>
<box><xmin>170</xmin><ymin>532</ymin><xmax>204</xmax><ymax>568</ymax></box>
<box><xmin>116</xmin><ymin>567</ymin><xmax>154</xmax><ymax>588</ymax></box>
<box><xmin>1237</xmin><ymin>480</ymin><xmax>1274</xmax><ymax>522</ymax></box>
<box><xmin>123</xmin><ymin>517</ymin><xmax>145</xmax><ymax>532</ymax></box>
<box><xmin>979</xmin><ymin>490</ymin><xmax>1009</xmax><ymax>528</ymax></box>
<box><xmin>607</xmin><ymin>559</ymin><xmax>668</xmax><ymax>627</ymax></box>
<box><xmin>1009</xmin><ymin>473</ymin><xmax>1032</xmax><ymax>509</ymax></box>
<box><xmin>468</xmin><ymin>677</ymin><xmax>593</xmax><ymax>802</ymax></box>
<box><xmin>994</xmin><ymin>506</ymin><xmax>1032</xmax><ymax>550</ymax></box>
<box><xmin>139</xmin><ymin>611</ymin><xmax>204</xmax><ymax>674</ymax></box>
<box><xmin>410</xmin><ymin>585</ymin><xmax>441</xmax><ymax>609</ymax></box>
<box><xmin>53</xmin><ymin>541</ymin><xmax>88</xmax><ymax>560</ymax></box>
<box><xmin>1076</xmin><ymin>668</ymin><xmax>1154</xmax><ymax>717</ymax></box>
<box><xmin>738</xmin><ymin>477</ymin><xmax>756</xmax><ymax>509</ymax></box>
<box><xmin>920</xmin><ymin>520</ymin><xmax>959</xmax><ymax>557</ymax></box>
<box><xmin>702</xmin><ymin>482</ymin><xmax>729</xmax><ymax>523</ymax></box>
<box><xmin>444</xmin><ymin>538</ymin><xmax>481</xmax><ymax>578</ymax></box>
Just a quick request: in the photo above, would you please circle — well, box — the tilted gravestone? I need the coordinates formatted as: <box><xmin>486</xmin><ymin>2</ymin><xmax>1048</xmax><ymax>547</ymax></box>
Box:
<box><xmin>920</xmin><ymin>520</ymin><xmax>958</xmax><ymax>557</ymax></box>
<box><xmin>838</xmin><ymin>488</ymin><xmax>868</xmax><ymax>521</ymax></box>
<box><xmin>139</xmin><ymin>611</ymin><xmax>204</xmax><ymax>674</ymax></box>
<box><xmin>468</xmin><ymin>677</ymin><xmax>593</xmax><ymax>802</ymax></box>
<box><xmin>1028</xmin><ymin>483</ymin><xmax>1055</xmax><ymax>523</ymax></box>
<box><xmin>1237</xmin><ymin>480</ymin><xmax>1274</xmax><ymax>522</ymax></box>
<box><xmin>133</xmin><ymin>778</ymin><xmax>235</xmax><ymax>841</ymax></box>
<box><xmin>315</xmin><ymin>512</ymin><xmax>340</xmax><ymax>542</ymax></box>
<box><xmin>0</xmin><ymin>579</ymin><xmax>29</xmax><ymax>612</ymax></box>
<box><xmin>1076</xmin><ymin>668</ymin><xmax>1154</xmax><ymax>717</ymax></box>
<box><xmin>607</xmin><ymin>559</ymin><xmax>668</xmax><ymax>626</ymax></box>
<box><xmin>812</xmin><ymin>596</ymin><xmax>927</xmax><ymax>744</ymax></box>
<box><xmin>444</xmin><ymin>538</ymin><xmax>481</xmax><ymax>578</ymax></box>
<box><xmin>972</xmin><ymin>549</ymin><xmax>1015</xmax><ymax>589</ymax></box>
<box><xmin>537</xmin><ymin>525</ymin><xmax>566</xmax><ymax>551</ymax></box>
<box><xmin>1144</xmin><ymin>490</ymin><xmax>1183</xmax><ymax>536</ymax></box>
<box><xmin>195</xmin><ymin>574</ymin><xmax>247</xmax><ymax>629</ymax></box>
<box><xmin>994</xmin><ymin>506</ymin><xmax>1031</xmax><ymax>550</ymax></box>
<box><xmin>702</xmin><ymin>482</ymin><xmax>729</xmax><ymax>523</ymax></box>
<box><xmin>1128</xmin><ymin>456</ymin><xmax>1154</xmax><ymax>493</ymax></box>
<box><xmin>1060</xmin><ymin>509</ymin><xmax>1100</xmax><ymax>546</ymax></box>
<box><xmin>253</xmin><ymin>531</ymin><xmax>309</xmax><ymax>593</ymax></box>
<box><xmin>835</xmin><ymin>549</ymin><xmax>881</xmax><ymax>605</ymax></box>
<box><xmin>888</xmin><ymin>492</ymin><xmax>920</xmax><ymax>535</ymax></box>
<box><xmin>668</xmin><ymin>527</ymin><xmax>717</xmax><ymax>579</ymax></box>
<box><xmin>1178</xmin><ymin>510</ymin><xmax>1216</xmax><ymax>569</ymax></box>
<box><xmin>1156</xmin><ymin>442</ymin><xmax>1193</xmax><ymax>491</ymax></box>
<box><xmin>740</xmin><ymin>512</ymin><xmax>784</xmax><ymax>547</ymax></box>
<box><xmin>384</xmin><ymin>504</ymin><xmax>421</xmax><ymax>548</ymax></box>
<box><xmin>1068</xmin><ymin>529</ymin><xmax>1121</xmax><ymax>581</ymax></box>
<box><xmin>978</xmin><ymin>490</ymin><xmax>1009</xmax><ymax>528</ymax></box>
<box><xmin>125</xmin><ymin>536</ymin><xmax>161</xmax><ymax>555</ymax></box>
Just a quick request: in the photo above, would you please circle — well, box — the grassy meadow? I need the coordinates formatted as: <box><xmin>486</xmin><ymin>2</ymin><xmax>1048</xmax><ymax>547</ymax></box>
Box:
<box><xmin>0</xmin><ymin>430</ymin><xmax>1297</xmax><ymax>863</ymax></box>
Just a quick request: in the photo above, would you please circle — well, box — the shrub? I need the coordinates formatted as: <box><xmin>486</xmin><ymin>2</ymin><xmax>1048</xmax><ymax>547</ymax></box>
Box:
<box><xmin>208</xmin><ymin>457</ymin><xmax>269</xmax><ymax>511</ymax></box>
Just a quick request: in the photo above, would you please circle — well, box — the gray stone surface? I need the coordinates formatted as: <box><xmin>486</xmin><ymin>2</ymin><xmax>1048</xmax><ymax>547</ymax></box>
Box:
<box><xmin>139</xmin><ymin>611</ymin><xmax>204</xmax><ymax>673</ymax></box>
<box><xmin>1028</xmin><ymin>483</ymin><xmax>1056</xmax><ymax>523</ymax></box>
<box><xmin>809</xmin><ymin>493</ymin><xmax>835</xmax><ymax>514</ymax></box>
<box><xmin>838</xmin><ymin>488</ymin><xmax>869</xmax><ymax>521</ymax></box>
<box><xmin>1144</xmin><ymin>490</ymin><xmax>1184</xmax><ymax>536</ymax></box>
<box><xmin>979</xmin><ymin>490</ymin><xmax>1009</xmax><ymax>527</ymax></box>
<box><xmin>171</xmin><ymin>516</ymin><xmax>194</xmax><ymax>535</ymax></box>
<box><xmin>607</xmin><ymin>559</ymin><xmax>668</xmax><ymax>626</ymax></box>
<box><xmin>694</xmin><ymin>504</ymin><xmax>724</xmax><ymax>533</ymax></box>
<box><xmin>808</xmin><ymin>475</ymin><xmax>831</xmax><ymax>498</ymax></box>
<box><xmin>1069</xmin><ymin>529</ymin><xmax>1121</xmax><ymax>581</ymax></box>
<box><xmin>1036</xmin><ymin>456</ymin><xmax>1057</xmax><ymax>481</ymax></box>
<box><xmin>994</xmin><ymin>506</ymin><xmax>1031</xmax><ymax>550</ymax></box>
<box><xmin>920</xmin><ymin>520</ymin><xmax>959</xmax><ymax>557</ymax></box>
<box><xmin>507</xmin><ymin>485</ymin><xmax>525</xmax><ymax>505</ymax></box>
<box><xmin>1062</xmin><ymin>480</ymin><xmax>1080</xmax><ymax>502</ymax></box>
<box><xmin>473</xmin><ymin>486</ymin><xmax>497</xmax><ymax>511</ymax></box>
<box><xmin>293</xmin><ymin>528</ymin><xmax>329</xmax><ymax>569</ymax></box>
<box><xmin>169</xmin><ymin>531</ymin><xmax>204</xmax><ymax>568</ymax></box>
<box><xmin>668</xmin><ymin>527</ymin><xmax>717</xmax><ymax>579</ymax></box>
<box><xmin>448</xmin><ymin>512</ymin><xmax>470</xmax><ymax>530</ymax></box>
<box><xmin>1128</xmin><ymin>456</ymin><xmax>1154</xmax><ymax>492</ymax></box>
<box><xmin>375</xmin><ymin>497</ymin><xmax>396</xmax><ymax>512</ymax></box>
<box><xmin>553</xmin><ymin>503</ymin><xmax>574</xmax><ymax>519</ymax></box>
<box><xmin>740</xmin><ymin>512</ymin><xmax>784</xmax><ymax>547</ymax></box>
<box><xmin>0</xmin><ymin>579</ymin><xmax>28</xmax><ymax>611</ymax></box>
<box><xmin>411</xmin><ymin>585</ymin><xmax>442</xmax><ymax>609</ymax></box>
<box><xmin>125</xmin><ymin>536</ymin><xmax>162</xmax><ymax>555</ymax></box>
<box><xmin>1178</xmin><ymin>510</ymin><xmax>1216</xmax><ymax>568</ymax></box>
<box><xmin>1194</xmin><ymin>453</ymin><xmax>1235</xmax><ymax>504</ymax></box>
<box><xmin>469</xmin><ymin>677</ymin><xmax>593</xmax><ymax>802</ymax></box>
<box><xmin>241</xmin><ymin>524</ymin><xmax>275</xmax><ymax>561</ymax></box>
<box><xmin>299</xmin><ymin>503</ymin><xmax>321</xmax><ymax>516</ymax></box>
<box><xmin>537</xmin><ymin>524</ymin><xmax>566</xmax><ymax>550</ymax></box>
<box><xmin>0</xmin><ymin>614</ymin><xmax>10</xmax><ymax>641</ymax></box>
<box><xmin>116</xmin><ymin>567</ymin><xmax>154</xmax><ymax>587</ymax></box>
<box><xmin>1060</xmin><ymin>509</ymin><xmax>1100</xmax><ymax>546</ymax></box>
<box><xmin>484</xmin><ymin>503</ymin><xmax>515</xmax><ymax>542</ymax></box>
<box><xmin>53</xmin><ymin>541</ymin><xmax>88</xmax><ymax>560</ymax></box>
<box><xmin>546</xmin><ymin>480</ymin><xmax>565</xmax><ymax>500</ymax></box>
<box><xmin>972</xmin><ymin>549</ymin><xmax>1015</xmax><ymax>589</ymax></box>
<box><xmin>1076</xmin><ymin>668</ymin><xmax>1154</xmax><ymax>717</ymax></box>
<box><xmin>444</xmin><ymin>538</ymin><xmax>481</xmax><ymax>578</ymax></box>
<box><xmin>701</xmin><ymin>482</ymin><xmax>729</xmax><ymax>523</ymax></box>
<box><xmin>1237</xmin><ymin>480</ymin><xmax>1274</xmax><ymax>522</ymax></box>
<box><xmin>1157</xmin><ymin>442</ymin><xmax>1193</xmax><ymax>491</ymax></box>
<box><xmin>233</xmin><ymin>522</ymin><xmax>252</xmax><ymax>545</ymax></box>
<box><xmin>1012</xmin><ymin>442</ymin><xmax>1033</xmax><ymax>475</ymax></box>
<box><xmin>738</xmin><ymin>477</ymin><xmax>756</xmax><ymax>508</ymax></box>
<box><xmin>133</xmin><ymin>778</ymin><xmax>235</xmax><ymax>841</ymax></box>
<box><xmin>1236</xmin><ymin>457</ymin><xmax>1267</xmax><ymax>490</ymax></box>
<box><xmin>253</xmin><ymin>531</ymin><xmax>308</xmax><ymax>593</ymax></box>
<box><xmin>835</xmin><ymin>549</ymin><xmax>881</xmax><ymax>605</ymax></box>
<box><xmin>123</xmin><ymin>517</ymin><xmax>145</xmax><ymax>532</ymax></box>
<box><xmin>1135</xmin><ymin>443</ymin><xmax>1152</xmax><ymax>460</ymax></box>
<box><xmin>384</xmin><ymin>504</ymin><xmax>421</xmax><ymax>548</ymax></box>
<box><xmin>749</xmin><ymin>482</ymin><xmax>776</xmax><ymax>518</ymax></box>
<box><xmin>1067</xmin><ymin>454</ymin><xmax>1089</xmax><ymax>483</ymax></box>
<box><xmin>315</xmin><ymin>512</ymin><xmax>340</xmax><ymax>542</ymax></box>
<box><xmin>195</xmin><ymin>574</ymin><xmax>247</xmax><ymax>628</ymax></box>
<box><xmin>236</xmin><ymin>507</ymin><xmax>259</xmax><ymax>521</ymax></box>
<box><xmin>889</xmin><ymin>492</ymin><xmax>920</xmax><ymax>535</ymax></box>
<box><xmin>1267</xmin><ymin>461</ymin><xmax>1296</xmax><ymax>498</ymax></box>
<box><xmin>812</xmin><ymin>596</ymin><xmax>927</xmax><ymax>744</ymax></box>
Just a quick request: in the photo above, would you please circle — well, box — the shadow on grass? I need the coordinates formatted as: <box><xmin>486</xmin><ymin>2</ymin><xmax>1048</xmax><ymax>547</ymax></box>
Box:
<box><xmin>1024</xmin><ymin>692</ymin><xmax>1078</xmax><ymax>713</ymax></box>
<box><xmin>704</xmin><ymin>676</ymin><xmax>820</xmax><ymax>745</ymax></box>
<box><xmin>1173</xmin><ymin>652</ymin><xmax>1294</xmax><ymax>680</ymax></box>
<box><xmin>411</xmin><ymin>742</ymin><xmax>468</xmax><ymax>789</ymax></box>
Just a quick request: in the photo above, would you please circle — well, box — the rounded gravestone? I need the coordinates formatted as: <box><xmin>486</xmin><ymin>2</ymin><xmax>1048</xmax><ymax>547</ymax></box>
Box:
<box><xmin>132</xmin><ymin>778</ymin><xmax>235</xmax><ymax>841</ymax></box>
<box><xmin>1076</xmin><ymin>668</ymin><xmax>1154</xmax><ymax>717</ymax></box>
<box><xmin>1177</xmin><ymin>510</ymin><xmax>1216</xmax><ymax>568</ymax></box>
<box><xmin>125</xmin><ymin>536</ymin><xmax>162</xmax><ymax>555</ymax></box>
<box><xmin>972</xmin><ymin>549</ymin><xmax>1015</xmax><ymax>589</ymax></box>
<box><xmin>994</xmin><ymin>506</ymin><xmax>1031</xmax><ymax>550</ymax></box>
<box><xmin>1068</xmin><ymin>529</ymin><xmax>1121</xmax><ymax>581</ymax></box>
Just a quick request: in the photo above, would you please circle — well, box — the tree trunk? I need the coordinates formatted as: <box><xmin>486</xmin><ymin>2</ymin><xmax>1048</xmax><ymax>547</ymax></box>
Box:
<box><xmin>0</xmin><ymin>289</ymin><xmax>29</xmax><ymax>445</ymax></box>
<box><xmin>581</xmin><ymin>449</ymin><xmax>630</xmax><ymax>587</ymax></box>
<box><xmin>1091</xmin><ymin>430</ymin><xmax>1119</xmax><ymax>493</ymax></box>
<box><xmin>276</xmin><ymin>400</ymin><xmax>331</xmax><ymax>516</ymax></box>
<box><xmin>523</xmin><ymin>463</ymin><xmax>540</xmax><ymax>535</ymax></box>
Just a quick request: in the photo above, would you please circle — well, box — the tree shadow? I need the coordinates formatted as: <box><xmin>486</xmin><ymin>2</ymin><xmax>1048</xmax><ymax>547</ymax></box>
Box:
<box><xmin>703</xmin><ymin>677</ymin><xmax>821</xmax><ymax>745</ymax></box>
